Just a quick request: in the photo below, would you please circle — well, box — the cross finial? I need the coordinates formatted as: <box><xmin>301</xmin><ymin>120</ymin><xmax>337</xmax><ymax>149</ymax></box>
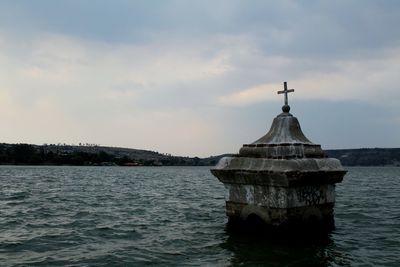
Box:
<box><xmin>277</xmin><ymin>81</ymin><xmax>294</xmax><ymax>112</ymax></box>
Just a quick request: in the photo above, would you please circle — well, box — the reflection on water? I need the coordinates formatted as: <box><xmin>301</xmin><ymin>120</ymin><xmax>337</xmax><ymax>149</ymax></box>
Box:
<box><xmin>222</xmin><ymin>226</ymin><xmax>351</xmax><ymax>267</ymax></box>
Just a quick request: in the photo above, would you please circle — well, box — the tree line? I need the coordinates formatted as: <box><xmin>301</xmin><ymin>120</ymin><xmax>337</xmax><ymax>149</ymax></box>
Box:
<box><xmin>2</xmin><ymin>143</ymin><xmax>398</xmax><ymax>167</ymax></box>
<box><xmin>0</xmin><ymin>143</ymin><xmax>217</xmax><ymax>166</ymax></box>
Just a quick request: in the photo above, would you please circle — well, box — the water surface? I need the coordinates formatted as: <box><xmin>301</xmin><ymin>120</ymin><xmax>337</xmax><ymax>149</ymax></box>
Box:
<box><xmin>0</xmin><ymin>166</ymin><xmax>399</xmax><ymax>266</ymax></box>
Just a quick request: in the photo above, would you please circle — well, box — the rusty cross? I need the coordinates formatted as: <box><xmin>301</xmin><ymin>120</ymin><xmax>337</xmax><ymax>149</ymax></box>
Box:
<box><xmin>277</xmin><ymin>81</ymin><xmax>294</xmax><ymax>106</ymax></box>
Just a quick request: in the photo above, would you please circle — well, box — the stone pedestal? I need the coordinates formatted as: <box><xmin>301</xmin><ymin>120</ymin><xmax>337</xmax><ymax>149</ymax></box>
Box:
<box><xmin>211</xmin><ymin>106</ymin><xmax>346</xmax><ymax>229</ymax></box>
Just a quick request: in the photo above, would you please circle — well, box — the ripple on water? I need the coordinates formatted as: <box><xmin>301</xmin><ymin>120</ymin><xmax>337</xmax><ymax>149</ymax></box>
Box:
<box><xmin>0</xmin><ymin>166</ymin><xmax>399</xmax><ymax>266</ymax></box>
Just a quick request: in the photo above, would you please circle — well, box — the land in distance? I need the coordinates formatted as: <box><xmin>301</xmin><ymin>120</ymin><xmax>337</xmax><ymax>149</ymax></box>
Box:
<box><xmin>0</xmin><ymin>143</ymin><xmax>399</xmax><ymax>167</ymax></box>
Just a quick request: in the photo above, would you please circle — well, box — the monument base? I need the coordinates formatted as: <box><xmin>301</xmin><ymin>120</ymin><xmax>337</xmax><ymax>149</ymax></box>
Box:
<box><xmin>225</xmin><ymin>202</ymin><xmax>335</xmax><ymax>230</ymax></box>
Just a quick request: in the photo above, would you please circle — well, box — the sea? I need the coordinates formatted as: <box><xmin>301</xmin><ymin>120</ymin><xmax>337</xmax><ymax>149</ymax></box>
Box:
<box><xmin>0</xmin><ymin>166</ymin><xmax>399</xmax><ymax>266</ymax></box>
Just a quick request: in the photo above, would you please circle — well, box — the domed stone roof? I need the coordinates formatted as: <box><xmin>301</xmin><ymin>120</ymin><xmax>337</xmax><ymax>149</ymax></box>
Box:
<box><xmin>239</xmin><ymin>107</ymin><xmax>325</xmax><ymax>159</ymax></box>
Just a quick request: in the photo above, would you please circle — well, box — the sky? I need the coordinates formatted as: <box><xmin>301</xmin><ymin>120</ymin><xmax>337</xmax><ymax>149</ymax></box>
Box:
<box><xmin>0</xmin><ymin>0</ymin><xmax>399</xmax><ymax>157</ymax></box>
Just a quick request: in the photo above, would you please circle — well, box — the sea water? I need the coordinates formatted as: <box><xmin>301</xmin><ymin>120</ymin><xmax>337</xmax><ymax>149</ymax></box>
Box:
<box><xmin>0</xmin><ymin>166</ymin><xmax>399</xmax><ymax>266</ymax></box>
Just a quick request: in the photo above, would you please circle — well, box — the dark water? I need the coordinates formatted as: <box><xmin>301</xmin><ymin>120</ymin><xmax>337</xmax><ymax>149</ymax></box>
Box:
<box><xmin>0</xmin><ymin>166</ymin><xmax>399</xmax><ymax>266</ymax></box>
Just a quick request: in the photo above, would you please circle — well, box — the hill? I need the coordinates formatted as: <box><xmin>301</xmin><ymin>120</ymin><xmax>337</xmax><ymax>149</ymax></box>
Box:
<box><xmin>0</xmin><ymin>143</ymin><xmax>399</xmax><ymax>166</ymax></box>
<box><xmin>325</xmin><ymin>148</ymin><xmax>400</xmax><ymax>167</ymax></box>
<box><xmin>0</xmin><ymin>143</ymin><xmax>223</xmax><ymax>166</ymax></box>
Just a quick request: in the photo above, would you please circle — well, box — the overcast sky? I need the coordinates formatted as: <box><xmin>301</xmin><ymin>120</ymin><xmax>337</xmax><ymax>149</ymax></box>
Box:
<box><xmin>0</xmin><ymin>1</ymin><xmax>399</xmax><ymax>157</ymax></box>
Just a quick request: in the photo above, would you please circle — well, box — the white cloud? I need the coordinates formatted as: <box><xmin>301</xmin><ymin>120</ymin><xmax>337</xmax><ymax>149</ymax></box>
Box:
<box><xmin>218</xmin><ymin>83</ymin><xmax>281</xmax><ymax>106</ymax></box>
<box><xmin>1</xmin><ymin>31</ymin><xmax>400</xmax><ymax>155</ymax></box>
<box><xmin>218</xmin><ymin>47</ymin><xmax>400</xmax><ymax>107</ymax></box>
<box><xmin>0</xmin><ymin>32</ymin><xmax>239</xmax><ymax>156</ymax></box>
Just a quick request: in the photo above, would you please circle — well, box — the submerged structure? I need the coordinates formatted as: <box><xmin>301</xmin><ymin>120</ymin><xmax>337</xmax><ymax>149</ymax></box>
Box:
<box><xmin>211</xmin><ymin>82</ymin><xmax>346</xmax><ymax>229</ymax></box>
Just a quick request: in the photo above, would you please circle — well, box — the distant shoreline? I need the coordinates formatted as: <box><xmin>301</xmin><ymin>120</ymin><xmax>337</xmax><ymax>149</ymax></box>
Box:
<box><xmin>0</xmin><ymin>143</ymin><xmax>223</xmax><ymax>167</ymax></box>
<box><xmin>0</xmin><ymin>143</ymin><xmax>399</xmax><ymax>167</ymax></box>
<box><xmin>0</xmin><ymin>164</ymin><xmax>398</xmax><ymax>168</ymax></box>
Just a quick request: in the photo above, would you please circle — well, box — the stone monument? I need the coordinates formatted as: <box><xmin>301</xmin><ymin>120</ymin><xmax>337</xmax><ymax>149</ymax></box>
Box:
<box><xmin>211</xmin><ymin>82</ymin><xmax>346</xmax><ymax>229</ymax></box>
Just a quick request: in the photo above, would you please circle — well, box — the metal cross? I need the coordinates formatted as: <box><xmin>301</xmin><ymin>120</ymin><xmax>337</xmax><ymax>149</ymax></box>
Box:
<box><xmin>277</xmin><ymin>81</ymin><xmax>294</xmax><ymax>105</ymax></box>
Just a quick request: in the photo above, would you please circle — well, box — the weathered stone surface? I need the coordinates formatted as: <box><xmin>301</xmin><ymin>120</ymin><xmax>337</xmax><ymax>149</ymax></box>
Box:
<box><xmin>225</xmin><ymin>202</ymin><xmax>335</xmax><ymax>227</ymax></box>
<box><xmin>211</xmin><ymin>157</ymin><xmax>345</xmax><ymax>186</ymax></box>
<box><xmin>224</xmin><ymin>184</ymin><xmax>336</xmax><ymax>208</ymax></box>
<box><xmin>239</xmin><ymin>112</ymin><xmax>325</xmax><ymax>159</ymax></box>
<box><xmin>211</xmin><ymin>83</ymin><xmax>346</xmax><ymax>229</ymax></box>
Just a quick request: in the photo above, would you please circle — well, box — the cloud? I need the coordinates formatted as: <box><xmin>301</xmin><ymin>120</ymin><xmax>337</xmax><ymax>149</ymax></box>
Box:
<box><xmin>218</xmin><ymin>47</ymin><xmax>400</xmax><ymax>107</ymax></box>
<box><xmin>1</xmin><ymin>1</ymin><xmax>400</xmax><ymax>155</ymax></box>
<box><xmin>0</xmin><ymin>31</ymin><xmax>233</xmax><ymax>105</ymax></box>
<box><xmin>0</xmin><ymin>32</ymin><xmax>238</xmax><ymax>155</ymax></box>
<box><xmin>218</xmin><ymin>83</ymin><xmax>280</xmax><ymax>106</ymax></box>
